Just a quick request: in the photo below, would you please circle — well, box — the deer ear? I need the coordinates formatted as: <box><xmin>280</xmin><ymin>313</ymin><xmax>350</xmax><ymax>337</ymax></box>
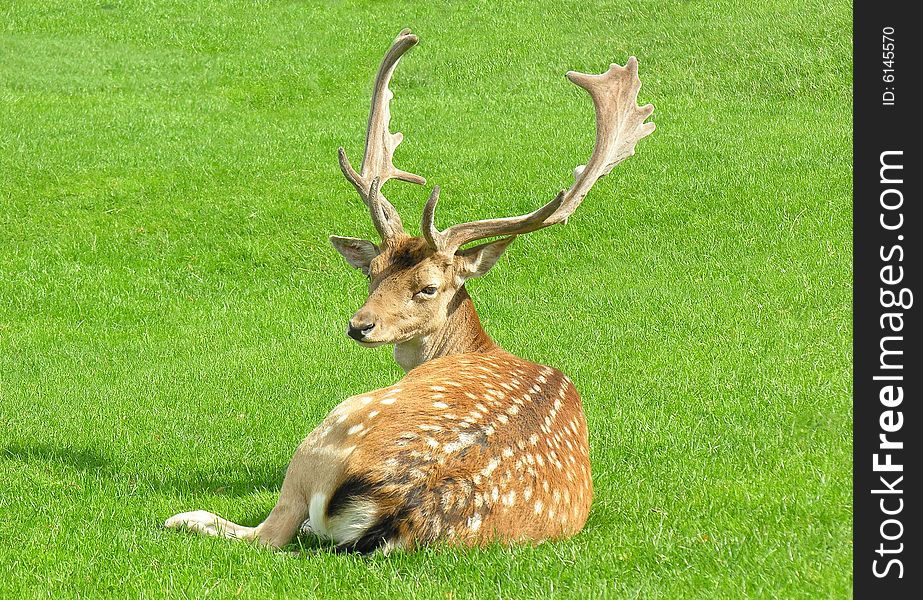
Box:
<box><xmin>330</xmin><ymin>236</ymin><xmax>380</xmax><ymax>273</ymax></box>
<box><xmin>455</xmin><ymin>236</ymin><xmax>516</xmax><ymax>281</ymax></box>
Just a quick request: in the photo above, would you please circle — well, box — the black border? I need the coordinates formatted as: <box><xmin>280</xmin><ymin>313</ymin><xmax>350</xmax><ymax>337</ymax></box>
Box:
<box><xmin>854</xmin><ymin>1</ymin><xmax>919</xmax><ymax>596</ymax></box>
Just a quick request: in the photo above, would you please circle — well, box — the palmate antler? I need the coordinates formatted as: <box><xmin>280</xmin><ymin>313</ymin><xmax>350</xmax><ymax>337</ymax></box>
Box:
<box><xmin>338</xmin><ymin>28</ymin><xmax>426</xmax><ymax>244</ymax></box>
<box><xmin>423</xmin><ymin>57</ymin><xmax>655</xmax><ymax>254</ymax></box>
<box><xmin>341</xmin><ymin>31</ymin><xmax>655</xmax><ymax>253</ymax></box>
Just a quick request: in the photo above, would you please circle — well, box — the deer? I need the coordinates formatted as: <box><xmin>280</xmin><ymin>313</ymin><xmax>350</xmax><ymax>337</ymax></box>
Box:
<box><xmin>165</xmin><ymin>28</ymin><xmax>654</xmax><ymax>553</ymax></box>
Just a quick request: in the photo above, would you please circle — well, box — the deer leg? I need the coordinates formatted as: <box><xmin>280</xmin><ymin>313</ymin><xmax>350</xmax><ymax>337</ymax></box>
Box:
<box><xmin>164</xmin><ymin>481</ymin><xmax>308</xmax><ymax>548</ymax></box>
<box><xmin>247</xmin><ymin>471</ymin><xmax>311</xmax><ymax>548</ymax></box>
<box><xmin>165</xmin><ymin>449</ymin><xmax>315</xmax><ymax>549</ymax></box>
<box><xmin>164</xmin><ymin>510</ymin><xmax>257</xmax><ymax>540</ymax></box>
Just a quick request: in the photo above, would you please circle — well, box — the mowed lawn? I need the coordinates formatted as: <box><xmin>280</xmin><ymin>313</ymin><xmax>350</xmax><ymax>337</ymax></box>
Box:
<box><xmin>0</xmin><ymin>1</ymin><xmax>851</xmax><ymax>597</ymax></box>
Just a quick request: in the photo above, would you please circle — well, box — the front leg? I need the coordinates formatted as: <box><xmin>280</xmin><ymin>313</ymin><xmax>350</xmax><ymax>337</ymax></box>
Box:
<box><xmin>165</xmin><ymin>510</ymin><xmax>256</xmax><ymax>540</ymax></box>
<box><xmin>165</xmin><ymin>441</ymin><xmax>327</xmax><ymax>548</ymax></box>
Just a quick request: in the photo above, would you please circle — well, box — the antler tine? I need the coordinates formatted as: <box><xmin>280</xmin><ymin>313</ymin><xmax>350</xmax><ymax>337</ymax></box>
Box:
<box><xmin>421</xmin><ymin>185</ymin><xmax>442</xmax><ymax>250</ymax></box>
<box><xmin>555</xmin><ymin>56</ymin><xmax>655</xmax><ymax>222</ymax></box>
<box><xmin>338</xmin><ymin>28</ymin><xmax>427</xmax><ymax>243</ymax></box>
<box><xmin>425</xmin><ymin>190</ymin><xmax>565</xmax><ymax>254</ymax></box>
<box><xmin>426</xmin><ymin>57</ymin><xmax>654</xmax><ymax>253</ymax></box>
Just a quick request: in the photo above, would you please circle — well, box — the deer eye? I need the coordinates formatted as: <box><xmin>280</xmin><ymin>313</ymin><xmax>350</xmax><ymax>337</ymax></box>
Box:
<box><xmin>417</xmin><ymin>285</ymin><xmax>438</xmax><ymax>298</ymax></box>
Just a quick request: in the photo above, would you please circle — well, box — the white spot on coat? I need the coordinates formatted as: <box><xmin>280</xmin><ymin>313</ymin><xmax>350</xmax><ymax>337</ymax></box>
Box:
<box><xmin>481</xmin><ymin>459</ymin><xmax>500</xmax><ymax>477</ymax></box>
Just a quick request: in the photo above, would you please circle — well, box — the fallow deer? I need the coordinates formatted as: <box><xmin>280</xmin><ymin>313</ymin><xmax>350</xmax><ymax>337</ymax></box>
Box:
<box><xmin>165</xmin><ymin>29</ymin><xmax>655</xmax><ymax>553</ymax></box>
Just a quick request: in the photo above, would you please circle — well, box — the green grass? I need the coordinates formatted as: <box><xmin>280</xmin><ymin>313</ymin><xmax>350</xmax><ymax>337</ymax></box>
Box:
<box><xmin>0</xmin><ymin>0</ymin><xmax>851</xmax><ymax>597</ymax></box>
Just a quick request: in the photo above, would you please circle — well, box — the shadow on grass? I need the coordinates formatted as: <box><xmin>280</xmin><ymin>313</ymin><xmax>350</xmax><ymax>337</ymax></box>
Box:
<box><xmin>1</xmin><ymin>443</ymin><xmax>548</xmax><ymax>557</ymax></box>
<box><xmin>2</xmin><ymin>442</ymin><xmax>285</xmax><ymax>498</ymax></box>
<box><xmin>3</xmin><ymin>443</ymin><xmax>114</xmax><ymax>473</ymax></box>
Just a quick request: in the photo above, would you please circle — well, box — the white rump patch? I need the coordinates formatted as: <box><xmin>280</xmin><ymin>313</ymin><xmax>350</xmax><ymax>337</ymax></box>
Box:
<box><xmin>325</xmin><ymin>497</ymin><xmax>380</xmax><ymax>545</ymax></box>
<box><xmin>308</xmin><ymin>493</ymin><xmax>329</xmax><ymax>538</ymax></box>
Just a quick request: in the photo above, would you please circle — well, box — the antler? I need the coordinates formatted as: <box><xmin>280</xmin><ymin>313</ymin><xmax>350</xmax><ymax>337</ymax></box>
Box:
<box><xmin>339</xmin><ymin>28</ymin><xmax>426</xmax><ymax>244</ymax></box>
<box><xmin>423</xmin><ymin>57</ymin><xmax>655</xmax><ymax>254</ymax></box>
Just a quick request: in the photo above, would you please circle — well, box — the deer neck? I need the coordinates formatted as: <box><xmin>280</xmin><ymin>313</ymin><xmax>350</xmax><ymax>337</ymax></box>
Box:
<box><xmin>393</xmin><ymin>288</ymin><xmax>497</xmax><ymax>372</ymax></box>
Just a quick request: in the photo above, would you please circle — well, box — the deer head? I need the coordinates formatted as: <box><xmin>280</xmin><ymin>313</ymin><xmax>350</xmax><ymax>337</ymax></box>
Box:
<box><xmin>330</xmin><ymin>29</ymin><xmax>655</xmax><ymax>370</ymax></box>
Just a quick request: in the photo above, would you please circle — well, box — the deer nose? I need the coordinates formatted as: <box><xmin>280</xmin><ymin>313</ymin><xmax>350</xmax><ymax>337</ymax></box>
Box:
<box><xmin>347</xmin><ymin>320</ymin><xmax>375</xmax><ymax>341</ymax></box>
